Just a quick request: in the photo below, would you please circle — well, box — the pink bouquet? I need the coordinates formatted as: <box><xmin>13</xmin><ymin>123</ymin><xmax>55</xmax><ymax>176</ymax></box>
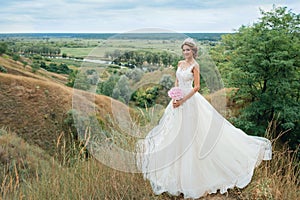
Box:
<box><xmin>168</xmin><ymin>87</ymin><xmax>184</xmax><ymax>100</ymax></box>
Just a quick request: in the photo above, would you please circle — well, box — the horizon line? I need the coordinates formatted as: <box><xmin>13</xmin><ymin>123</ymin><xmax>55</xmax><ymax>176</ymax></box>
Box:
<box><xmin>0</xmin><ymin>31</ymin><xmax>234</xmax><ymax>34</ymax></box>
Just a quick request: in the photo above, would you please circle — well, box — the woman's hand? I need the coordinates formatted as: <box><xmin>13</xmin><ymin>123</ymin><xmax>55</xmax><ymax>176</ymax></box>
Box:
<box><xmin>173</xmin><ymin>99</ymin><xmax>183</xmax><ymax>108</ymax></box>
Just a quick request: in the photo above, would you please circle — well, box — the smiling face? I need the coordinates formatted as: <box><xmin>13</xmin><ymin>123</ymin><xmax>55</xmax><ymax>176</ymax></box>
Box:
<box><xmin>182</xmin><ymin>44</ymin><xmax>193</xmax><ymax>60</ymax></box>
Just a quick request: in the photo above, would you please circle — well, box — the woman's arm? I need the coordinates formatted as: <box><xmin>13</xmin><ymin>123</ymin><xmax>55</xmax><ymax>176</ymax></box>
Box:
<box><xmin>192</xmin><ymin>64</ymin><xmax>200</xmax><ymax>92</ymax></box>
<box><xmin>182</xmin><ymin>64</ymin><xmax>200</xmax><ymax>101</ymax></box>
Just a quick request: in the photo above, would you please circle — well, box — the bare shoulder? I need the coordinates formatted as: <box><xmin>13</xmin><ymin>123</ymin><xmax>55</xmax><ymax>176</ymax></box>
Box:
<box><xmin>193</xmin><ymin>61</ymin><xmax>200</xmax><ymax>71</ymax></box>
<box><xmin>178</xmin><ymin>60</ymin><xmax>184</xmax><ymax>66</ymax></box>
<box><xmin>177</xmin><ymin>60</ymin><xmax>185</xmax><ymax>69</ymax></box>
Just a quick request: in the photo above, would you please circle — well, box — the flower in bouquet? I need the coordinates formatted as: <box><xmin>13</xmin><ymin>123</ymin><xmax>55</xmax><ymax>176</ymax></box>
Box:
<box><xmin>168</xmin><ymin>87</ymin><xmax>184</xmax><ymax>100</ymax></box>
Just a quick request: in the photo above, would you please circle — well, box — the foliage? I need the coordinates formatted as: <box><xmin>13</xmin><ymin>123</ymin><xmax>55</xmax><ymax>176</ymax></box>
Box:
<box><xmin>72</xmin><ymin>71</ymin><xmax>91</xmax><ymax>91</ymax></box>
<box><xmin>0</xmin><ymin>42</ymin><xmax>7</xmax><ymax>55</ymax></box>
<box><xmin>218</xmin><ymin>6</ymin><xmax>300</xmax><ymax>147</ymax></box>
<box><xmin>159</xmin><ymin>74</ymin><xmax>174</xmax><ymax>90</ymax></box>
<box><xmin>97</xmin><ymin>74</ymin><xmax>120</xmax><ymax>97</ymax></box>
<box><xmin>40</xmin><ymin>62</ymin><xmax>72</xmax><ymax>74</ymax></box>
<box><xmin>12</xmin><ymin>53</ymin><xmax>20</xmax><ymax>62</ymax></box>
<box><xmin>109</xmin><ymin>50</ymin><xmax>180</xmax><ymax>68</ymax></box>
<box><xmin>125</xmin><ymin>68</ymin><xmax>144</xmax><ymax>82</ymax></box>
<box><xmin>66</xmin><ymin>70</ymin><xmax>78</xmax><ymax>87</ymax></box>
<box><xmin>209</xmin><ymin>43</ymin><xmax>235</xmax><ymax>87</ymax></box>
<box><xmin>112</xmin><ymin>75</ymin><xmax>131</xmax><ymax>104</ymax></box>
<box><xmin>31</xmin><ymin>62</ymin><xmax>40</xmax><ymax>73</ymax></box>
<box><xmin>12</xmin><ymin>43</ymin><xmax>61</xmax><ymax>56</ymax></box>
<box><xmin>21</xmin><ymin>60</ymin><xmax>28</xmax><ymax>68</ymax></box>
<box><xmin>131</xmin><ymin>85</ymin><xmax>160</xmax><ymax>108</ymax></box>
<box><xmin>0</xmin><ymin>65</ymin><xmax>7</xmax><ymax>73</ymax></box>
<box><xmin>88</xmin><ymin>72</ymin><xmax>99</xmax><ymax>85</ymax></box>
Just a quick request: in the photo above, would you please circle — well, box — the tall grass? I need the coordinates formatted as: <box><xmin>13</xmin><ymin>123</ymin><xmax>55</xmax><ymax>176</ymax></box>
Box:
<box><xmin>237</xmin><ymin>122</ymin><xmax>300</xmax><ymax>200</ymax></box>
<box><xmin>0</xmin><ymin>123</ymin><xmax>299</xmax><ymax>200</ymax></box>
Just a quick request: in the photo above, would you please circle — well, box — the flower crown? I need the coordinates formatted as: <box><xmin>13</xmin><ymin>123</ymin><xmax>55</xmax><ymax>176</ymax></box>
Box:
<box><xmin>182</xmin><ymin>37</ymin><xmax>196</xmax><ymax>46</ymax></box>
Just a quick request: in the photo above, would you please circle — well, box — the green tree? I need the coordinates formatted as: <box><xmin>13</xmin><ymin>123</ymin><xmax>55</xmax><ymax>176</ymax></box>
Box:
<box><xmin>0</xmin><ymin>42</ymin><xmax>7</xmax><ymax>55</ymax></box>
<box><xmin>72</xmin><ymin>71</ymin><xmax>91</xmax><ymax>91</ymax></box>
<box><xmin>97</xmin><ymin>74</ymin><xmax>120</xmax><ymax>97</ymax></box>
<box><xmin>0</xmin><ymin>65</ymin><xmax>7</xmax><ymax>73</ymax></box>
<box><xmin>210</xmin><ymin>42</ymin><xmax>234</xmax><ymax>87</ymax></box>
<box><xmin>31</xmin><ymin>62</ymin><xmax>40</xmax><ymax>73</ymax></box>
<box><xmin>132</xmin><ymin>86</ymin><xmax>160</xmax><ymax>108</ymax></box>
<box><xmin>126</xmin><ymin>68</ymin><xmax>144</xmax><ymax>82</ymax></box>
<box><xmin>159</xmin><ymin>74</ymin><xmax>174</xmax><ymax>90</ymax></box>
<box><xmin>221</xmin><ymin>6</ymin><xmax>299</xmax><ymax>146</ymax></box>
<box><xmin>67</xmin><ymin>70</ymin><xmax>79</xmax><ymax>87</ymax></box>
<box><xmin>12</xmin><ymin>54</ymin><xmax>20</xmax><ymax>62</ymax></box>
<box><xmin>112</xmin><ymin>75</ymin><xmax>131</xmax><ymax>104</ymax></box>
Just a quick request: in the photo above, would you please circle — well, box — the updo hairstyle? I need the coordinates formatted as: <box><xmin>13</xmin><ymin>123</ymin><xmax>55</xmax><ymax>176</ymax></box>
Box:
<box><xmin>181</xmin><ymin>38</ymin><xmax>198</xmax><ymax>58</ymax></box>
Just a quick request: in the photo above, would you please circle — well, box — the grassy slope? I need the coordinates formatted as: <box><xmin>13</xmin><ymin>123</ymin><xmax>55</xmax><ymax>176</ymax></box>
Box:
<box><xmin>0</xmin><ymin>56</ymin><xmax>68</xmax><ymax>85</ymax></box>
<box><xmin>0</xmin><ymin>128</ymin><xmax>239</xmax><ymax>200</ymax></box>
<box><xmin>0</xmin><ymin>56</ymin><xmax>129</xmax><ymax>155</ymax></box>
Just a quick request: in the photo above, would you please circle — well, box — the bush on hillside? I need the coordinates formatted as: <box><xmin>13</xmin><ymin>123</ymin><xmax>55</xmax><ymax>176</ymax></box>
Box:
<box><xmin>0</xmin><ymin>42</ymin><xmax>7</xmax><ymax>55</ymax></box>
<box><xmin>131</xmin><ymin>85</ymin><xmax>160</xmax><ymax>108</ymax></box>
<box><xmin>0</xmin><ymin>65</ymin><xmax>7</xmax><ymax>73</ymax></box>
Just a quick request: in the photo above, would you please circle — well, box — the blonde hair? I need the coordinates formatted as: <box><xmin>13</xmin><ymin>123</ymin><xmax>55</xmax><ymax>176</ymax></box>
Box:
<box><xmin>181</xmin><ymin>38</ymin><xmax>198</xmax><ymax>58</ymax></box>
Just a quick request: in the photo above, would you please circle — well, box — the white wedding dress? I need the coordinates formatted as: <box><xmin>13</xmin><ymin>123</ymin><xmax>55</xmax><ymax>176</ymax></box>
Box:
<box><xmin>136</xmin><ymin>63</ymin><xmax>272</xmax><ymax>199</ymax></box>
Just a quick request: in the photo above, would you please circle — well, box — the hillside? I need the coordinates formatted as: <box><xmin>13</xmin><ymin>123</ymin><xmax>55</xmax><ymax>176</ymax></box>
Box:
<box><xmin>0</xmin><ymin>56</ymin><xmax>68</xmax><ymax>84</ymax></box>
<box><xmin>0</xmin><ymin>56</ymin><xmax>131</xmax><ymax>155</ymax></box>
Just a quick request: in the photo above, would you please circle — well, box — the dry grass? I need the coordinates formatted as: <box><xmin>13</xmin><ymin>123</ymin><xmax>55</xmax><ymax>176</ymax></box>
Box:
<box><xmin>0</xmin><ymin>70</ymin><xmax>132</xmax><ymax>156</ymax></box>
<box><xmin>0</xmin><ymin>56</ymin><xmax>68</xmax><ymax>84</ymax></box>
<box><xmin>0</xmin><ymin>128</ymin><xmax>53</xmax><ymax>200</ymax></box>
<box><xmin>0</xmin><ymin>125</ymin><xmax>299</xmax><ymax>200</ymax></box>
<box><xmin>239</xmin><ymin>145</ymin><xmax>299</xmax><ymax>200</ymax></box>
<box><xmin>237</xmin><ymin>123</ymin><xmax>300</xmax><ymax>200</ymax></box>
<box><xmin>0</xmin><ymin>72</ymin><xmax>73</xmax><ymax>154</ymax></box>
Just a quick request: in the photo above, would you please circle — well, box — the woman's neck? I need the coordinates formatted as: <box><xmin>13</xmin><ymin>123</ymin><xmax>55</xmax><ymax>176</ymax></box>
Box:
<box><xmin>185</xmin><ymin>58</ymin><xmax>194</xmax><ymax>64</ymax></box>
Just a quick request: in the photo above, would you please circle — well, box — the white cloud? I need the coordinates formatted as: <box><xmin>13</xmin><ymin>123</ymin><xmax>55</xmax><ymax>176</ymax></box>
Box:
<box><xmin>0</xmin><ymin>0</ymin><xmax>299</xmax><ymax>33</ymax></box>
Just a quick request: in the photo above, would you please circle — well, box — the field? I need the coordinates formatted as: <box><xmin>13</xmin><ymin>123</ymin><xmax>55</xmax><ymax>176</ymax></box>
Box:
<box><xmin>60</xmin><ymin>47</ymin><xmax>96</xmax><ymax>58</ymax></box>
<box><xmin>61</xmin><ymin>39</ymin><xmax>184</xmax><ymax>60</ymax></box>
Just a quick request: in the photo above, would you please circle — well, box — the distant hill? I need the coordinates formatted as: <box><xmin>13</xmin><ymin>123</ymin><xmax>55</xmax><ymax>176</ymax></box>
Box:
<box><xmin>0</xmin><ymin>32</ymin><xmax>230</xmax><ymax>41</ymax></box>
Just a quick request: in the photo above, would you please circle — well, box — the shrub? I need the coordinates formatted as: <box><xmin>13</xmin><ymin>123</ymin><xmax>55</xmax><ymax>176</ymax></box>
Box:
<box><xmin>132</xmin><ymin>85</ymin><xmax>160</xmax><ymax>108</ymax></box>
<box><xmin>0</xmin><ymin>65</ymin><xmax>7</xmax><ymax>73</ymax></box>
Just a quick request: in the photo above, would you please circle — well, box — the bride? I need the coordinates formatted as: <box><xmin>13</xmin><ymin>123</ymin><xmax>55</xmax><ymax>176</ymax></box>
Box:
<box><xmin>137</xmin><ymin>38</ymin><xmax>272</xmax><ymax>199</ymax></box>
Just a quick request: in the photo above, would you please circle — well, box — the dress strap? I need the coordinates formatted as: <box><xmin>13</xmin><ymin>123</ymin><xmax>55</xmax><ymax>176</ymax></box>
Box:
<box><xmin>188</xmin><ymin>62</ymin><xmax>196</xmax><ymax>70</ymax></box>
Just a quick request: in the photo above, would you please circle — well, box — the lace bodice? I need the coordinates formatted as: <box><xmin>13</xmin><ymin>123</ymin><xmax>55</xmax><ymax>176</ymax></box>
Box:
<box><xmin>176</xmin><ymin>63</ymin><xmax>195</xmax><ymax>90</ymax></box>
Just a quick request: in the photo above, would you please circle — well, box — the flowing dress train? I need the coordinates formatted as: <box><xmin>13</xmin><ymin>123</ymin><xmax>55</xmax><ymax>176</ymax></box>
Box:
<box><xmin>136</xmin><ymin>63</ymin><xmax>272</xmax><ymax>199</ymax></box>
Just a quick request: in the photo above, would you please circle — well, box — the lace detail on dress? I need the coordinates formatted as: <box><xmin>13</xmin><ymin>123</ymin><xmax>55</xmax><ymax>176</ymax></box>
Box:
<box><xmin>176</xmin><ymin>63</ymin><xmax>195</xmax><ymax>90</ymax></box>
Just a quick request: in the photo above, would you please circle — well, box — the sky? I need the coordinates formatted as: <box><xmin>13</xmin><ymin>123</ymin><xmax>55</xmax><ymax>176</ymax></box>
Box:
<box><xmin>0</xmin><ymin>0</ymin><xmax>299</xmax><ymax>33</ymax></box>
